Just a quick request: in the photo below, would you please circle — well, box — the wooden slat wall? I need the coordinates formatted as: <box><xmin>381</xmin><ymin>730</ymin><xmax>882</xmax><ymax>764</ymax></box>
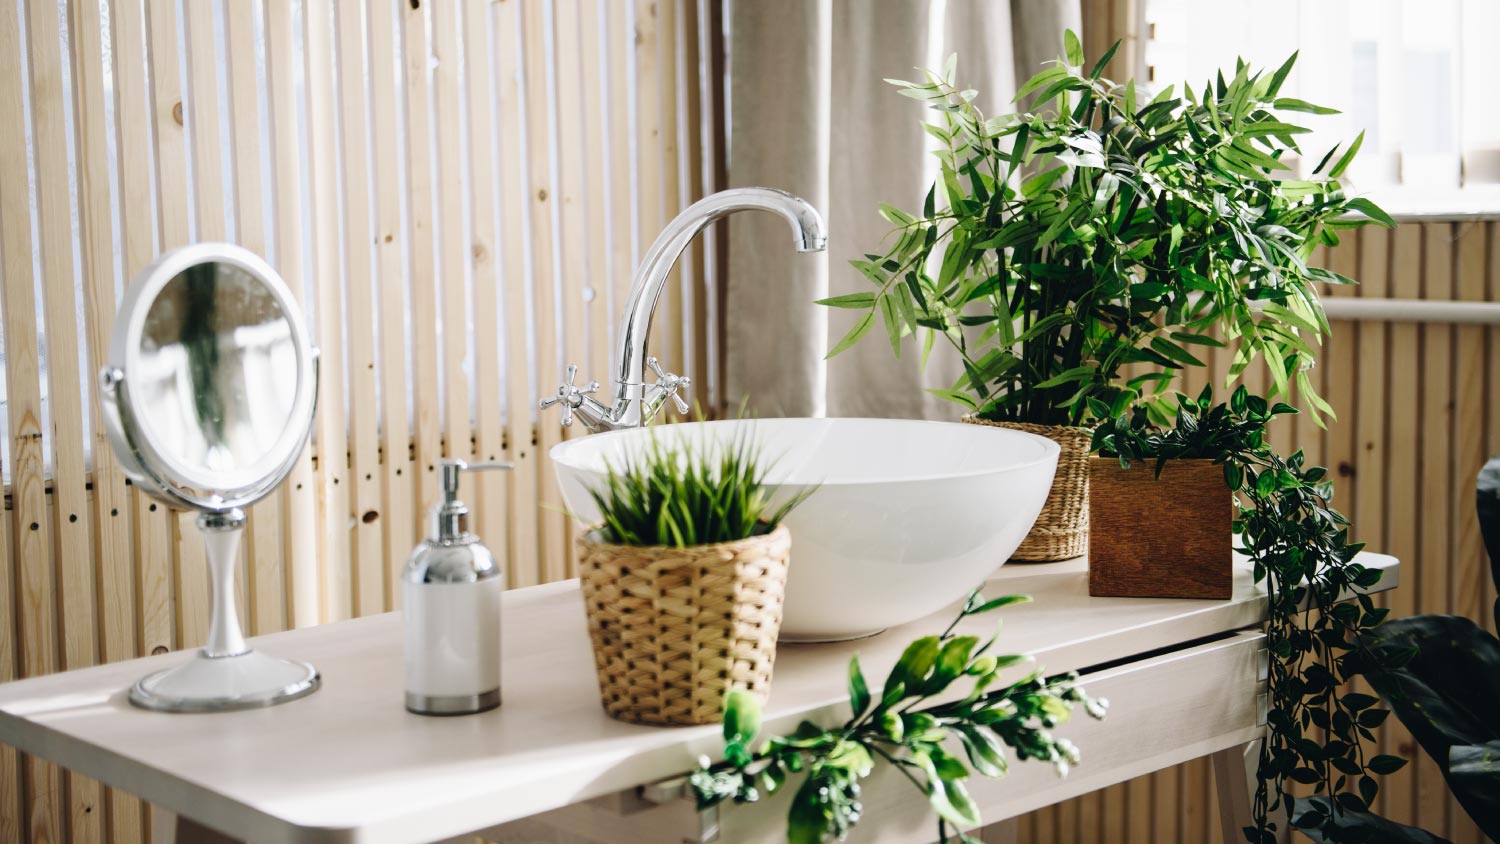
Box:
<box><xmin>0</xmin><ymin>1</ymin><xmax>716</xmax><ymax>841</ymax></box>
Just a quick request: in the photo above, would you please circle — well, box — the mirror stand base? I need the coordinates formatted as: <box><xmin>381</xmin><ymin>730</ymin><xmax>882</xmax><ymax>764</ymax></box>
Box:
<box><xmin>129</xmin><ymin>649</ymin><xmax>320</xmax><ymax>713</ymax></box>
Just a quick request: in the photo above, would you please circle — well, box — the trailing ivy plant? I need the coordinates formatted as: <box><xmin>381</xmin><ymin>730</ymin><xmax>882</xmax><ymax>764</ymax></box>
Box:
<box><xmin>821</xmin><ymin>33</ymin><xmax>1393</xmax><ymax>426</ymax></box>
<box><xmin>1090</xmin><ymin>385</ymin><xmax>1295</xmax><ymax>479</ymax></box>
<box><xmin>1289</xmin><ymin>456</ymin><xmax>1500</xmax><ymax>842</ymax></box>
<box><xmin>689</xmin><ymin>591</ymin><xmax>1107</xmax><ymax>843</ymax></box>
<box><xmin>1097</xmin><ymin>386</ymin><xmax>1404</xmax><ymax>843</ymax></box>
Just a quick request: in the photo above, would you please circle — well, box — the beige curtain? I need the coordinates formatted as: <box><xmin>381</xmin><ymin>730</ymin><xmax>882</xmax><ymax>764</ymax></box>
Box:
<box><xmin>724</xmin><ymin>0</ymin><xmax>1081</xmax><ymax>420</ymax></box>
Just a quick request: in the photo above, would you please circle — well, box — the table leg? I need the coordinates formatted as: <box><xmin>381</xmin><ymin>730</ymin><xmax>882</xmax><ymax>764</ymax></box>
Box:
<box><xmin>1211</xmin><ymin>740</ymin><xmax>1260</xmax><ymax>844</ymax></box>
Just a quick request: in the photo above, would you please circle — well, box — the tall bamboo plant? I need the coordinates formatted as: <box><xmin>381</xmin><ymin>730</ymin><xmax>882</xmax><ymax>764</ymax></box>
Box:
<box><xmin>822</xmin><ymin>33</ymin><xmax>1393</xmax><ymax>426</ymax></box>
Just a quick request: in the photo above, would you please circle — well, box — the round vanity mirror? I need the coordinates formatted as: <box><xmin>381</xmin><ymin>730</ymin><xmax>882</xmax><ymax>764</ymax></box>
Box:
<box><xmin>100</xmin><ymin>243</ymin><xmax>320</xmax><ymax>712</ymax></box>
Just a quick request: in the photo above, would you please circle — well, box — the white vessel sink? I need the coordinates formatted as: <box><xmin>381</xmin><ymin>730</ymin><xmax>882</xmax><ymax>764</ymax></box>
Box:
<box><xmin>549</xmin><ymin>418</ymin><xmax>1060</xmax><ymax>641</ymax></box>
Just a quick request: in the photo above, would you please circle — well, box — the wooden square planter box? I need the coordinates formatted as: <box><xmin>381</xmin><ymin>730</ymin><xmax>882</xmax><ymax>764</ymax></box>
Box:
<box><xmin>1088</xmin><ymin>457</ymin><xmax>1233</xmax><ymax>599</ymax></box>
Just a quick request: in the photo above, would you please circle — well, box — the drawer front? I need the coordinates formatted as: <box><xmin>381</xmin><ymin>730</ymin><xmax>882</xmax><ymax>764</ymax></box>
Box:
<box><xmin>487</xmin><ymin>631</ymin><xmax>1267</xmax><ymax>844</ymax></box>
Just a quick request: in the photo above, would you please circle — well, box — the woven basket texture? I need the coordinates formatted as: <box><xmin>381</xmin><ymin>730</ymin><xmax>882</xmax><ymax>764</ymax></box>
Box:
<box><xmin>961</xmin><ymin>417</ymin><xmax>1092</xmax><ymax>561</ymax></box>
<box><xmin>577</xmin><ymin>525</ymin><xmax>790</xmax><ymax>726</ymax></box>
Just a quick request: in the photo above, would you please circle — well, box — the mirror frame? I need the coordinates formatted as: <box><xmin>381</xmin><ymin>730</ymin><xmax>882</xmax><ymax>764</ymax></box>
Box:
<box><xmin>99</xmin><ymin>242</ymin><xmax>318</xmax><ymax>512</ymax></box>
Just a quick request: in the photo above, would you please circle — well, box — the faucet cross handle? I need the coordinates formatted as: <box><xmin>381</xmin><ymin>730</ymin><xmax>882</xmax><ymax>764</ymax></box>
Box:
<box><xmin>538</xmin><ymin>364</ymin><xmax>603</xmax><ymax>428</ymax></box>
<box><xmin>645</xmin><ymin>356</ymin><xmax>691</xmax><ymax>418</ymax></box>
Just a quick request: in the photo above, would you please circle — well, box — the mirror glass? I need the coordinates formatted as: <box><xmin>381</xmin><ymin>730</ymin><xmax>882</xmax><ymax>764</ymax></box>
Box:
<box><xmin>134</xmin><ymin>262</ymin><xmax>298</xmax><ymax>481</ymax></box>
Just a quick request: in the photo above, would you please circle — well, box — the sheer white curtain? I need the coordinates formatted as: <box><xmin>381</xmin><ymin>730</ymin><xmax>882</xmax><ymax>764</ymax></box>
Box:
<box><xmin>723</xmin><ymin>0</ymin><xmax>1081</xmax><ymax>420</ymax></box>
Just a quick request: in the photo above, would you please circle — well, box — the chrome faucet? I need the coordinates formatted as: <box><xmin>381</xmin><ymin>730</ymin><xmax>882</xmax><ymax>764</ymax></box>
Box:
<box><xmin>539</xmin><ymin>187</ymin><xmax>827</xmax><ymax>431</ymax></box>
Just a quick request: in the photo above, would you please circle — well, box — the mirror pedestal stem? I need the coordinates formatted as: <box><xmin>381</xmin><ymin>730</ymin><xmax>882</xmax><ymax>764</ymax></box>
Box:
<box><xmin>200</xmin><ymin>509</ymin><xmax>249</xmax><ymax>659</ymax></box>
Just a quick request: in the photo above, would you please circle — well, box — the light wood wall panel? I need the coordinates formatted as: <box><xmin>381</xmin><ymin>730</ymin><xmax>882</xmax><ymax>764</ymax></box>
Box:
<box><xmin>0</xmin><ymin>1</ymin><xmax>718</xmax><ymax>841</ymax></box>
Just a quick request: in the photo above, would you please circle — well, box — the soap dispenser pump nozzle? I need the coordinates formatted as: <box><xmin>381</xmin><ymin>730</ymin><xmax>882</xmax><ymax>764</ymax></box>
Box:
<box><xmin>430</xmin><ymin>458</ymin><xmax>513</xmax><ymax>543</ymax></box>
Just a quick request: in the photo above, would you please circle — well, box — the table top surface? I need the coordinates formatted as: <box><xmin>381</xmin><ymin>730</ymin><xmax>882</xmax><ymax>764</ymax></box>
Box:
<box><xmin>0</xmin><ymin>553</ymin><xmax>1398</xmax><ymax>844</ymax></box>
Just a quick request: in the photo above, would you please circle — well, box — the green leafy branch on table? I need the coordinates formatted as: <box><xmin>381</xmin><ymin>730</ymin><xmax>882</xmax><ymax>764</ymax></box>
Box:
<box><xmin>689</xmin><ymin>592</ymin><xmax>1107</xmax><ymax>843</ymax></box>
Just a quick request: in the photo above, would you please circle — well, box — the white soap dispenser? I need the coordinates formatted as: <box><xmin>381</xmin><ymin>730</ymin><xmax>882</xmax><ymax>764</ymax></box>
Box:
<box><xmin>403</xmin><ymin>458</ymin><xmax>511</xmax><ymax>715</ymax></box>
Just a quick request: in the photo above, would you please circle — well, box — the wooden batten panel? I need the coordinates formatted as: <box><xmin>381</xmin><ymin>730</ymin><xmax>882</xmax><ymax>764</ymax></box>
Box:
<box><xmin>1382</xmin><ymin>223</ymin><xmax>1423</xmax><ymax>825</ymax></box>
<box><xmin>179</xmin><ymin>0</ymin><xmax>235</xmax><ymax>649</ymax></box>
<box><xmin>494</xmin><ymin>0</ymin><xmax>539</xmax><ymax>588</ymax></box>
<box><xmin>553</xmin><ymin>0</ymin><xmax>592</xmax><ymax>580</ymax></box>
<box><xmin>1414</xmin><ymin>223</ymin><xmax>1454</xmax><ymax>833</ymax></box>
<box><xmin>605</xmin><ymin>0</ymin><xmax>634</xmax><ymax>378</ymax></box>
<box><xmin>69</xmin><ymin>0</ymin><xmax>144</xmax><ymax>835</ymax></box>
<box><xmin>369</xmin><ymin>0</ymin><xmax>417</xmax><ymax>610</ymax></box>
<box><xmin>1034</xmin><ymin>803</ymin><xmax>1056</xmax><ymax>844</ymax></box>
<box><xmin>1124</xmin><ymin>774</ymin><xmax>1150</xmax><ymax>843</ymax></box>
<box><xmin>304</xmin><ymin>0</ymin><xmax>353</xmax><ymax>622</ymax></box>
<box><xmin>264</xmin><ymin>0</ymin><xmax>319</xmax><ymax>629</ymax></box>
<box><xmin>334</xmin><ymin>1</ymin><xmax>386</xmax><ymax>619</ymax></box>
<box><xmin>521</xmin><ymin>0</ymin><xmax>567</xmax><ymax>584</ymax></box>
<box><xmin>0</xmin><ymin>3</ymin><xmax>64</xmax><ymax>838</ymax></box>
<box><xmin>25</xmin><ymin>0</ymin><xmax>105</xmax><ymax>836</ymax></box>
<box><xmin>431</xmin><ymin>0</ymin><xmax>475</xmax><ymax>483</ymax></box>
<box><xmin>684</xmin><ymin>0</ymin><xmax>710</xmax><ymax>395</ymax></box>
<box><xmin>1056</xmin><ymin>792</ymin><xmax>1079</xmax><ymax>844</ymax></box>
<box><xmin>658</xmin><ymin>0</ymin><xmax>686</xmax><ymax>374</ymax></box>
<box><xmin>0</xmin><ymin>452</ymin><xmax>17</xmax><ymax>841</ymax></box>
<box><xmin>634</xmin><ymin>0</ymin><xmax>665</xmax><ymax>369</ymax></box>
<box><xmin>580</xmin><ymin>0</ymin><xmax>611</xmax><ymax>387</ymax></box>
<box><xmin>1353</xmin><ymin>224</ymin><xmax>1394</xmax><ymax>819</ymax></box>
<box><xmin>115</xmin><ymin>17</ymin><xmax>175</xmax><ymax>832</ymax></box>
<box><xmin>225</xmin><ymin>0</ymin><xmax>287</xmax><ymax>637</ymax></box>
<box><xmin>401</xmin><ymin>0</ymin><xmax>443</xmax><ymax>554</ymax></box>
<box><xmin>1451</xmin><ymin>222</ymin><xmax>1488</xmax><ymax>623</ymax></box>
<box><xmin>143</xmin><ymin>0</ymin><xmax>189</xmax><ymax>661</ymax></box>
<box><xmin>464</xmin><ymin>0</ymin><xmax>509</xmax><ymax>563</ymax></box>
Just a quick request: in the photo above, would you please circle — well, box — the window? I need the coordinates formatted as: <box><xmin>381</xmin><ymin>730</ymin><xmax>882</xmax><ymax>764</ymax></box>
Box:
<box><xmin>1144</xmin><ymin>0</ymin><xmax>1500</xmax><ymax>215</ymax></box>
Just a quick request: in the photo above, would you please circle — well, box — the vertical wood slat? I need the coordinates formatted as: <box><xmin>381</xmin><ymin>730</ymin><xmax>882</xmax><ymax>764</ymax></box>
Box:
<box><xmin>400</xmin><ymin>0</ymin><xmax>444</xmax><ymax>572</ymax></box>
<box><xmin>521</xmin><ymin>0</ymin><xmax>567</xmax><ymax>585</ymax></box>
<box><xmin>1381</xmin><ymin>224</ymin><xmax>1421</xmax><ymax>823</ymax></box>
<box><xmin>1415</xmin><ymin>223</ymin><xmax>1454</xmax><ymax>834</ymax></box>
<box><xmin>333</xmin><ymin>1</ymin><xmax>385</xmax><ymax>619</ymax></box>
<box><xmin>553</xmin><ymin>0</ymin><xmax>592</xmax><ymax>580</ymax></box>
<box><xmin>304</xmin><ymin>0</ymin><xmax>353</xmax><ymax>623</ymax></box>
<box><xmin>69</xmin><ymin>0</ymin><xmax>146</xmax><ymax>835</ymax></box>
<box><xmin>634</xmin><ymin>0</ymin><xmax>664</xmax><ymax>369</ymax></box>
<box><xmin>605</xmin><ymin>0</ymin><xmax>635</xmax><ymax>383</ymax></box>
<box><xmin>112</xmin><ymin>14</ymin><xmax>178</xmax><ymax>829</ymax></box>
<box><xmin>224</xmin><ymin>0</ymin><xmax>287</xmax><ymax>637</ymax></box>
<box><xmin>494</xmin><ymin>0</ymin><xmax>540</xmax><ymax>589</ymax></box>
<box><xmin>581</xmin><ymin>0</ymin><xmax>612</xmax><ymax>390</ymax></box>
<box><xmin>431</xmin><ymin>0</ymin><xmax>475</xmax><ymax>487</ymax></box>
<box><xmin>369</xmin><ymin>0</ymin><xmax>417</xmax><ymax>611</ymax></box>
<box><xmin>464</xmin><ymin>0</ymin><xmax>509</xmax><ymax>575</ymax></box>
<box><xmin>143</xmin><ymin>0</ymin><xmax>187</xmax><ymax>662</ymax></box>
<box><xmin>683</xmin><ymin>0</ymin><xmax>709</xmax><ymax>393</ymax></box>
<box><xmin>178</xmin><ymin>0</ymin><xmax>230</xmax><ymax>650</ymax></box>
<box><xmin>22</xmin><ymin>1</ymin><xmax>101</xmax><ymax>841</ymax></box>
<box><xmin>0</xmin><ymin>4</ymin><xmax>63</xmax><ymax>839</ymax></box>
<box><xmin>657</xmin><ymin>0</ymin><xmax>685</xmax><ymax>376</ymax></box>
<box><xmin>264</xmin><ymin>0</ymin><xmax>320</xmax><ymax>629</ymax></box>
<box><xmin>0</xmin><ymin>447</ymin><xmax>16</xmax><ymax>843</ymax></box>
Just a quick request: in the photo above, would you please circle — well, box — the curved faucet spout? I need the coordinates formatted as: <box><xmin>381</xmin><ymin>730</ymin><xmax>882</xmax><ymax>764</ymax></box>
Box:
<box><xmin>609</xmin><ymin>187</ymin><xmax>827</xmax><ymax>428</ymax></box>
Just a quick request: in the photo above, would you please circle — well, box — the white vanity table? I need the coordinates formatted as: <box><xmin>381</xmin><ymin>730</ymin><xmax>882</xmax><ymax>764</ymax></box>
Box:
<box><xmin>0</xmin><ymin>553</ymin><xmax>1398</xmax><ymax>844</ymax></box>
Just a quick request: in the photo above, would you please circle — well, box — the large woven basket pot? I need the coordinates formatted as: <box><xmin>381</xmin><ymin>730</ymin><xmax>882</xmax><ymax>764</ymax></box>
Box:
<box><xmin>576</xmin><ymin>525</ymin><xmax>791</xmax><ymax>726</ymax></box>
<box><xmin>961</xmin><ymin>417</ymin><xmax>1091</xmax><ymax>561</ymax></box>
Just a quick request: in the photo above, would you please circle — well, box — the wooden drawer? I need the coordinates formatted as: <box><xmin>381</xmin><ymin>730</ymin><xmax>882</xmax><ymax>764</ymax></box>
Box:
<box><xmin>485</xmin><ymin>631</ymin><xmax>1267</xmax><ymax>844</ymax></box>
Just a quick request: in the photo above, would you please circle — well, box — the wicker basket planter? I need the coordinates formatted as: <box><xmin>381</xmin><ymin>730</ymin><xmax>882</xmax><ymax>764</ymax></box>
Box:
<box><xmin>962</xmin><ymin>417</ymin><xmax>1092</xmax><ymax>561</ymax></box>
<box><xmin>576</xmin><ymin>525</ymin><xmax>791</xmax><ymax>726</ymax></box>
<box><xmin>1088</xmin><ymin>457</ymin><xmax>1232</xmax><ymax>599</ymax></box>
